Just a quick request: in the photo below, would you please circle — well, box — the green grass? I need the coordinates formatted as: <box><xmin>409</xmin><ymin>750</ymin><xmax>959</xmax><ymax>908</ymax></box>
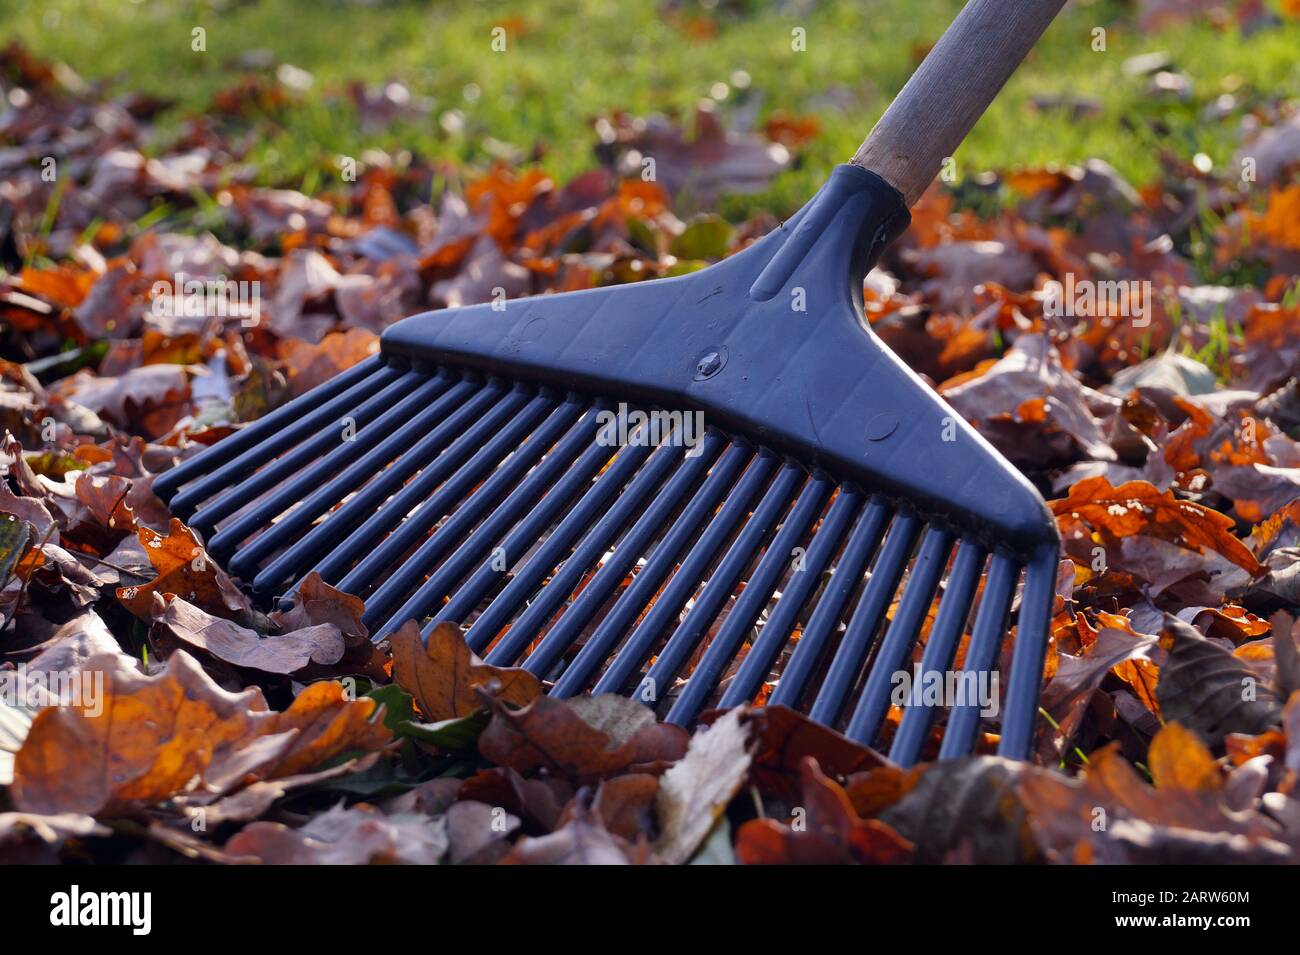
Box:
<box><xmin>5</xmin><ymin>0</ymin><xmax>1300</xmax><ymax>218</ymax></box>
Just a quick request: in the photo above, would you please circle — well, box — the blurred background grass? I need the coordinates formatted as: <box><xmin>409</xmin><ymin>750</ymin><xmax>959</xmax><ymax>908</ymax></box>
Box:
<box><xmin>4</xmin><ymin>0</ymin><xmax>1299</xmax><ymax>217</ymax></box>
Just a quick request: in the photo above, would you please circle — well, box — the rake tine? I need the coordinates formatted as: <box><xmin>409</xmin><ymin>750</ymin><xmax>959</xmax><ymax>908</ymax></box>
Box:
<box><xmin>290</xmin><ymin>389</ymin><xmax>557</xmax><ymax>600</ymax></box>
<box><xmin>844</xmin><ymin>525</ymin><xmax>955</xmax><ymax>746</ymax></box>
<box><xmin>551</xmin><ymin>439</ymin><xmax>752</xmax><ymax>698</ymax></box>
<box><xmin>253</xmin><ymin>383</ymin><xmax>532</xmax><ymax>598</ymax></box>
<box><xmin>333</xmin><ymin>395</ymin><xmax>582</xmax><ymax>602</ymax></box>
<box><xmin>361</xmin><ymin>401</ymin><xmax>602</xmax><ymax>635</ymax></box>
<box><xmin>937</xmin><ymin>552</ymin><xmax>1018</xmax><ymax>759</ymax></box>
<box><xmin>482</xmin><ymin>437</ymin><xmax>686</xmax><ymax>664</ymax></box>
<box><xmin>463</xmin><ymin>427</ymin><xmax>661</xmax><ymax>655</ymax></box>
<box><xmin>220</xmin><ymin>376</ymin><xmax>476</xmax><ymax>577</ymax></box>
<box><xmin>638</xmin><ymin>461</ymin><xmax>803</xmax><ymax>702</ymax></box>
<box><xmin>997</xmin><ymin>545</ymin><xmax>1059</xmax><ymax>759</ymax></box>
<box><xmin>718</xmin><ymin>488</ymin><xmax>863</xmax><ymax>710</ymax></box>
<box><xmin>665</xmin><ymin>474</ymin><xmax>831</xmax><ymax>725</ymax></box>
<box><xmin>203</xmin><ymin>372</ymin><xmax>452</xmax><ymax>557</ymax></box>
<box><xmin>179</xmin><ymin>368</ymin><xmax>423</xmax><ymax>527</ymax></box>
<box><xmin>153</xmin><ymin>354</ymin><xmax>389</xmax><ymax>506</ymax></box>
<box><xmin>597</xmin><ymin>450</ymin><xmax>779</xmax><ymax>699</ymax></box>
<box><xmin>279</xmin><ymin>387</ymin><xmax>551</xmax><ymax>604</ymax></box>
<box><xmin>888</xmin><ymin>539</ymin><xmax>986</xmax><ymax>767</ymax></box>
<box><xmin>519</xmin><ymin>432</ymin><xmax>726</xmax><ymax>680</ymax></box>
<box><xmin>423</xmin><ymin>430</ymin><xmax>629</xmax><ymax>637</ymax></box>
<box><xmin>803</xmin><ymin>511</ymin><xmax>922</xmax><ymax>722</ymax></box>
<box><xmin>770</xmin><ymin>497</ymin><xmax>892</xmax><ymax>710</ymax></box>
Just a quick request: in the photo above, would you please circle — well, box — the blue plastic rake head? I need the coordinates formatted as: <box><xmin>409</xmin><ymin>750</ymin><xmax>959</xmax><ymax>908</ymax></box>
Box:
<box><xmin>152</xmin><ymin>0</ymin><xmax>1066</xmax><ymax>764</ymax></box>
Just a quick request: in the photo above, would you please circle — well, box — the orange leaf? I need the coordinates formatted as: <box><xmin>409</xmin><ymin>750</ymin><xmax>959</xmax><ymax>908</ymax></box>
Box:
<box><xmin>116</xmin><ymin>518</ymin><xmax>253</xmax><ymax>623</ymax></box>
<box><xmin>1148</xmin><ymin>722</ymin><xmax>1222</xmax><ymax>792</ymax></box>
<box><xmin>1051</xmin><ymin>476</ymin><xmax>1263</xmax><ymax>574</ymax></box>
<box><xmin>390</xmin><ymin>620</ymin><xmax>542</xmax><ymax>722</ymax></box>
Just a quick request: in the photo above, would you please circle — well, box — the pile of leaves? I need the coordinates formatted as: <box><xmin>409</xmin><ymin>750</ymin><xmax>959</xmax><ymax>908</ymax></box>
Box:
<box><xmin>3</xmin><ymin>37</ymin><xmax>1300</xmax><ymax>864</ymax></box>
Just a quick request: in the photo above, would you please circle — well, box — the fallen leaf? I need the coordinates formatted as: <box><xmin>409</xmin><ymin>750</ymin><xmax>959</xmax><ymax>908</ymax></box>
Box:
<box><xmin>477</xmin><ymin>693</ymin><xmax>689</xmax><ymax>784</ymax></box>
<box><xmin>116</xmin><ymin>518</ymin><xmax>254</xmax><ymax>624</ymax></box>
<box><xmin>390</xmin><ymin>620</ymin><xmax>541</xmax><ymax>723</ymax></box>
<box><xmin>502</xmin><ymin>803</ymin><xmax>634</xmax><ymax>865</ymax></box>
<box><xmin>1156</xmin><ymin>614</ymin><xmax>1283</xmax><ymax>745</ymax></box>
<box><xmin>1020</xmin><ymin>740</ymin><xmax>1288</xmax><ymax>863</ymax></box>
<box><xmin>878</xmin><ymin>756</ymin><xmax>1037</xmax><ymax>864</ymax></box>
<box><xmin>151</xmin><ymin>593</ymin><xmax>345</xmax><ymax>674</ymax></box>
<box><xmin>736</xmin><ymin>757</ymin><xmax>913</xmax><ymax>864</ymax></box>
<box><xmin>654</xmin><ymin>707</ymin><xmax>754</xmax><ymax>864</ymax></box>
<box><xmin>225</xmin><ymin>804</ymin><xmax>446</xmax><ymax>864</ymax></box>
<box><xmin>11</xmin><ymin>650</ymin><xmax>272</xmax><ymax>815</ymax></box>
<box><xmin>11</xmin><ymin>650</ymin><xmax>389</xmax><ymax>815</ymax></box>
<box><xmin>258</xmin><ymin>680</ymin><xmax>392</xmax><ymax>779</ymax></box>
<box><xmin>1148</xmin><ymin>721</ymin><xmax>1222</xmax><ymax>791</ymax></box>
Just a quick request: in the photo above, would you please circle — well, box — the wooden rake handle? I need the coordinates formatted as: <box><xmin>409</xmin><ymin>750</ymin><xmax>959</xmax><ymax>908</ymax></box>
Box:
<box><xmin>851</xmin><ymin>0</ymin><xmax>1068</xmax><ymax>205</ymax></box>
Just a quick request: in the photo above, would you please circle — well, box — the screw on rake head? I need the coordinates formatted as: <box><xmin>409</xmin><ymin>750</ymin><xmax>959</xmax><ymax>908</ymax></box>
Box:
<box><xmin>694</xmin><ymin>347</ymin><xmax>727</xmax><ymax>380</ymax></box>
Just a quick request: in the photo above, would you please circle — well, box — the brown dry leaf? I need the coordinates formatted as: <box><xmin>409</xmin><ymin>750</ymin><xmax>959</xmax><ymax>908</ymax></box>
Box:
<box><xmin>1040</xmin><ymin>620</ymin><xmax>1159</xmax><ymax>737</ymax></box>
<box><xmin>904</xmin><ymin>240</ymin><xmax>1039</xmax><ymax>313</ymax></box>
<box><xmin>258</xmin><ymin>680</ymin><xmax>392</xmax><ymax>779</ymax></box>
<box><xmin>457</xmin><ymin>767</ymin><xmax>572</xmax><ymax>832</ymax></box>
<box><xmin>150</xmin><ymin>593</ymin><xmax>345</xmax><ymax>674</ymax></box>
<box><xmin>1053</xmin><ymin>477</ymin><xmax>1263</xmax><ymax>604</ymax></box>
<box><xmin>1053</xmin><ymin>476</ymin><xmax>1262</xmax><ymax>573</ymax></box>
<box><xmin>70</xmin><ymin>264</ymin><xmax>152</xmax><ymax>340</ymax></box>
<box><xmin>502</xmin><ymin>803</ymin><xmax>636</xmax><ymax>865</ymax></box>
<box><xmin>17</xmin><ymin>264</ymin><xmax>98</xmax><ymax>309</ymax></box>
<box><xmin>762</xmin><ymin>111</ymin><xmax>821</xmax><ymax>148</ymax></box>
<box><xmin>10</xmin><ymin>649</ymin><xmax>388</xmax><ymax>816</ymax></box>
<box><xmin>591</xmin><ymin>774</ymin><xmax>660</xmax><ymax>843</ymax></box>
<box><xmin>942</xmin><ymin>335</ymin><xmax>1117</xmax><ymax>466</ymax></box>
<box><xmin>1156</xmin><ymin>613</ymin><xmax>1284</xmax><ymax>745</ymax></box>
<box><xmin>116</xmin><ymin>518</ymin><xmax>253</xmax><ymax>624</ymax></box>
<box><xmin>601</xmin><ymin>107</ymin><xmax>789</xmax><ymax>205</ymax></box>
<box><xmin>225</xmin><ymin>804</ymin><xmax>447</xmax><ymax>865</ymax></box>
<box><xmin>1020</xmin><ymin>741</ymin><xmax>1289</xmax><ymax>863</ymax></box>
<box><xmin>0</xmin><ymin>485</ymin><xmax>57</xmax><ymax>543</ymax></box>
<box><xmin>55</xmin><ymin>365</ymin><xmax>191</xmax><ymax>439</ymax></box>
<box><xmin>735</xmin><ymin>757</ymin><xmax>914</xmax><ymax>865</ymax></box>
<box><xmin>477</xmin><ymin>693</ymin><xmax>689</xmax><ymax>784</ymax></box>
<box><xmin>747</xmin><ymin>704</ymin><xmax>890</xmax><ymax>807</ymax></box>
<box><xmin>1182</xmin><ymin>604</ymin><xmax>1271</xmax><ymax>644</ymax></box>
<box><xmin>466</xmin><ymin>165</ymin><xmax>554</xmax><ymax>247</ymax></box>
<box><xmin>390</xmin><ymin>620</ymin><xmax>541</xmax><ymax>722</ymax></box>
<box><xmin>428</xmin><ymin>236</ymin><xmax>530</xmax><ymax>309</ymax></box>
<box><xmin>1248</xmin><ymin>184</ymin><xmax>1300</xmax><ymax>251</ymax></box>
<box><xmin>73</xmin><ymin>472</ymin><xmax>170</xmax><ymax>537</ymax></box>
<box><xmin>654</xmin><ymin>706</ymin><xmax>754</xmax><ymax>864</ymax></box>
<box><xmin>280</xmin><ymin>327</ymin><xmax>379</xmax><ymax>397</ymax></box>
<box><xmin>0</xmin><ymin>811</ymin><xmax>108</xmax><ymax>848</ymax></box>
<box><xmin>11</xmin><ymin>650</ymin><xmax>273</xmax><ymax>815</ymax></box>
<box><xmin>179</xmin><ymin>754</ymin><xmax>381</xmax><ymax>828</ymax></box>
<box><xmin>877</xmin><ymin>756</ymin><xmax>1037</xmax><ymax>863</ymax></box>
<box><xmin>1148</xmin><ymin>722</ymin><xmax>1223</xmax><ymax>791</ymax></box>
<box><xmin>844</xmin><ymin>764</ymin><xmax>911</xmax><ymax>818</ymax></box>
<box><xmin>267</xmin><ymin>570</ymin><xmax>367</xmax><ymax>645</ymax></box>
<box><xmin>442</xmin><ymin>800</ymin><xmax>521</xmax><ymax>864</ymax></box>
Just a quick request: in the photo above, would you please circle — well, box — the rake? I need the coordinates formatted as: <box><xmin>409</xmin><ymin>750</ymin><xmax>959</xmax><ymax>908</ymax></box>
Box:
<box><xmin>153</xmin><ymin>0</ymin><xmax>1065</xmax><ymax>765</ymax></box>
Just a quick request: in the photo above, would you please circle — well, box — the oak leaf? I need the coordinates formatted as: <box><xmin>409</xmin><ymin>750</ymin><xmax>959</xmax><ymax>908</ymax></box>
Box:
<box><xmin>390</xmin><ymin>620</ymin><xmax>541</xmax><ymax>723</ymax></box>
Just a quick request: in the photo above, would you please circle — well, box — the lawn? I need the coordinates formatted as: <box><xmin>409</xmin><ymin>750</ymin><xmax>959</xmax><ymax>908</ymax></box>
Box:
<box><xmin>5</xmin><ymin>0</ymin><xmax>1300</xmax><ymax>217</ymax></box>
